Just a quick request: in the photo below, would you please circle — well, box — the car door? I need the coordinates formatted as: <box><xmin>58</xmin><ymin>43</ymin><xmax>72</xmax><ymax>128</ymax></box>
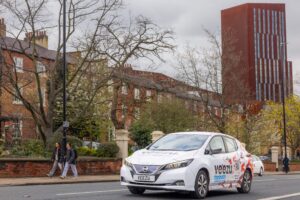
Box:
<box><xmin>252</xmin><ymin>156</ymin><xmax>259</xmax><ymax>173</ymax></box>
<box><xmin>223</xmin><ymin>136</ymin><xmax>240</xmax><ymax>184</ymax></box>
<box><xmin>205</xmin><ymin>136</ymin><xmax>229</xmax><ymax>186</ymax></box>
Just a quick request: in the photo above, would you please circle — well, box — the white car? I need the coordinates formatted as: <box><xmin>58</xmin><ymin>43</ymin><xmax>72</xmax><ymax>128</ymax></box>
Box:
<box><xmin>252</xmin><ymin>155</ymin><xmax>264</xmax><ymax>176</ymax></box>
<box><xmin>120</xmin><ymin>132</ymin><xmax>254</xmax><ymax>199</ymax></box>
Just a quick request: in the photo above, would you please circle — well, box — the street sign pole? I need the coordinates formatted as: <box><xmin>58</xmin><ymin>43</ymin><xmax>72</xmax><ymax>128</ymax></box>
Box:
<box><xmin>62</xmin><ymin>0</ymin><xmax>67</xmax><ymax>156</ymax></box>
<box><xmin>280</xmin><ymin>42</ymin><xmax>288</xmax><ymax>174</ymax></box>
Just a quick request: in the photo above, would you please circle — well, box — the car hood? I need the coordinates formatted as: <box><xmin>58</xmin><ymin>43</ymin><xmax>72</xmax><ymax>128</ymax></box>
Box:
<box><xmin>127</xmin><ymin>149</ymin><xmax>197</xmax><ymax>166</ymax></box>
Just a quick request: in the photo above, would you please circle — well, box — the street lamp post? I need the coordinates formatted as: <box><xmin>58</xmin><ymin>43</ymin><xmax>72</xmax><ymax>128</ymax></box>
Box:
<box><xmin>280</xmin><ymin>42</ymin><xmax>288</xmax><ymax>174</ymax></box>
<box><xmin>62</xmin><ymin>0</ymin><xmax>68</xmax><ymax>156</ymax></box>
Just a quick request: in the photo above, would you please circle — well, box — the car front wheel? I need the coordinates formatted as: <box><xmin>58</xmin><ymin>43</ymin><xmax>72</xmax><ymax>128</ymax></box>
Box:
<box><xmin>237</xmin><ymin>169</ymin><xmax>252</xmax><ymax>193</ymax></box>
<box><xmin>192</xmin><ymin>170</ymin><xmax>209</xmax><ymax>199</ymax></box>
<box><xmin>128</xmin><ymin>186</ymin><xmax>145</xmax><ymax>195</ymax></box>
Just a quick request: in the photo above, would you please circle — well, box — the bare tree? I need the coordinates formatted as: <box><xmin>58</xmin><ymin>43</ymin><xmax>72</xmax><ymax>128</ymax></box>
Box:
<box><xmin>91</xmin><ymin>15</ymin><xmax>175</xmax><ymax>130</ymax></box>
<box><xmin>176</xmin><ymin>29</ymin><xmax>251</xmax><ymax>133</ymax></box>
<box><xmin>0</xmin><ymin>0</ymin><xmax>174</xmax><ymax>145</ymax></box>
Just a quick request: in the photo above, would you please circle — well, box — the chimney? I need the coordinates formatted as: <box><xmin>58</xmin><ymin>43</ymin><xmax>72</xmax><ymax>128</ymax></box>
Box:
<box><xmin>0</xmin><ymin>18</ymin><xmax>6</xmax><ymax>38</ymax></box>
<box><xmin>24</xmin><ymin>30</ymin><xmax>48</xmax><ymax>49</ymax></box>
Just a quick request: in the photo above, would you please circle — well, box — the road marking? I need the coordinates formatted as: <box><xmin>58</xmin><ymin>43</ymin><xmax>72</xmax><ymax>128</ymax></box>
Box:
<box><xmin>56</xmin><ymin>189</ymin><xmax>128</xmax><ymax>196</ymax></box>
<box><xmin>255</xmin><ymin>177</ymin><xmax>300</xmax><ymax>182</ymax></box>
<box><xmin>254</xmin><ymin>179</ymin><xmax>276</xmax><ymax>182</ymax></box>
<box><xmin>257</xmin><ymin>192</ymin><xmax>300</xmax><ymax>200</ymax></box>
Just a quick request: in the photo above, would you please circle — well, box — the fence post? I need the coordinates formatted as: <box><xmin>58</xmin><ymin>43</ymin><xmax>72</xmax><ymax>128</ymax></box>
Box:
<box><xmin>115</xmin><ymin>129</ymin><xmax>129</xmax><ymax>161</ymax></box>
<box><xmin>151</xmin><ymin>131</ymin><xmax>164</xmax><ymax>143</ymax></box>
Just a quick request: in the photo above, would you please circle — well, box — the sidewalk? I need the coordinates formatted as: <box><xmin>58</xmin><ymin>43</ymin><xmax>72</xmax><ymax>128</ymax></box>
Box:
<box><xmin>0</xmin><ymin>171</ymin><xmax>299</xmax><ymax>187</ymax></box>
<box><xmin>0</xmin><ymin>175</ymin><xmax>120</xmax><ymax>187</ymax></box>
<box><xmin>264</xmin><ymin>171</ymin><xmax>300</xmax><ymax>175</ymax></box>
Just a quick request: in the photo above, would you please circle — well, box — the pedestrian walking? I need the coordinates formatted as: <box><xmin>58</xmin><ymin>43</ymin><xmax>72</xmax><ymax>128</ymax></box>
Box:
<box><xmin>283</xmin><ymin>156</ymin><xmax>290</xmax><ymax>173</ymax></box>
<box><xmin>47</xmin><ymin>143</ymin><xmax>64</xmax><ymax>177</ymax></box>
<box><xmin>60</xmin><ymin>143</ymin><xmax>78</xmax><ymax>179</ymax></box>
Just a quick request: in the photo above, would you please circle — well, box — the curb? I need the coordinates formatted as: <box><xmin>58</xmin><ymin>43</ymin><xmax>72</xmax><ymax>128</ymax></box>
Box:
<box><xmin>0</xmin><ymin>176</ymin><xmax>120</xmax><ymax>187</ymax></box>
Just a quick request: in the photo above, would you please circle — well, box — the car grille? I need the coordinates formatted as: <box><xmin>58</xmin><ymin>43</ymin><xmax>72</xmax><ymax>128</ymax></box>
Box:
<box><xmin>133</xmin><ymin>165</ymin><xmax>161</xmax><ymax>174</ymax></box>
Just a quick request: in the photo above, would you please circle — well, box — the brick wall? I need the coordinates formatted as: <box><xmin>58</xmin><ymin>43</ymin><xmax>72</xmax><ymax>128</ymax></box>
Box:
<box><xmin>263</xmin><ymin>161</ymin><xmax>277</xmax><ymax>172</ymax></box>
<box><xmin>0</xmin><ymin>158</ymin><xmax>122</xmax><ymax>178</ymax></box>
<box><xmin>290</xmin><ymin>163</ymin><xmax>300</xmax><ymax>171</ymax></box>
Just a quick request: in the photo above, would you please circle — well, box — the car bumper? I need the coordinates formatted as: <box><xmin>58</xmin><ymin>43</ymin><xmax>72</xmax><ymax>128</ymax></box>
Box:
<box><xmin>120</xmin><ymin>165</ymin><xmax>195</xmax><ymax>191</ymax></box>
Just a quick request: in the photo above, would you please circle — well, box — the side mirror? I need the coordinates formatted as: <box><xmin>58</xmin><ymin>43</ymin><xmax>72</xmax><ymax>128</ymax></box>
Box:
<box><xmin>211</xmin><ymin>148</ymin><xmax>222</xmax><ymax>154</ymax></box>
<box><xmin>204</xmin><ymin>149</ymin><xmax>211</xmax><ymax>155</ymax></box>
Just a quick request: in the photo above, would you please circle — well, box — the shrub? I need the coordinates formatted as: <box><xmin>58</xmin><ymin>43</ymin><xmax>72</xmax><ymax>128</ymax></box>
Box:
<box><xmin>77</xmin><ymin>146</ymin><xmax>97</xmax><ymax>156</ymax></box>
<box><xmin>129</xmin><ymin>122</ymin><xmax>152</xmax><ymax>149</ymax></box>
<box><xmin>96</xmin><ymin>142</ymin><xmax>119</xmax><ymax>158</ymax></box>
<box><xmin>11</xmin><ymin>139</ymin><xmax>46</xmax><ymax>157</ymax></box>
<box><xmin>47</xmin><ymin>132</ymin><xmax>82</xmax><ymax>150</ymax></box>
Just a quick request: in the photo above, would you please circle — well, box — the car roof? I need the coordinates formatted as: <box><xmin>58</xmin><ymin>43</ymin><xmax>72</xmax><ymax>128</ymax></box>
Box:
<box><xmin>170</xmin><ymin>131</ymin><xmax>224</xmax><ymax>136</ymax></box>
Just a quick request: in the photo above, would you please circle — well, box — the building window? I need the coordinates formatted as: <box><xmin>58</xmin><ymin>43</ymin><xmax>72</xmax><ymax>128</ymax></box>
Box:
<box><xmin>41</xmin><ymin>88</ymin><xmax>46</xmax><ymax>106</ymax></box>
<box><xmin>157</xmin><ymin>93</ymin><xmax>162</xmax><ymax>103</ymax></box>
<box><xmin>13</xmin><ymin>119</ymin><xmax>23</xmax><ymax>138</ymax></box>
<box><xmin>256</xmin><ymin>33</ymin><xmax>260</xmax><ymax>58</ymax></box>
<box><xmin>37</xmin><ymin>61</ymin><xmax>45</xmax><ymax>74</ymax></box>
<box><xmin>193</xmin><ymin>101</ymin><xmax>197</xmax><ymax>112</ymax></box>
<box><xmin>134</xmin><ymin>107</ymin><xmax>140</xmax><ymax>119</ymax></box>
<box><xmin>262</xmin><ymin>34</ymin><xmax>265</xmax><ymax>58</ymax></box>
<box><xmin>13</xmin><ymin>57</ymin><xmax>23</xmax><ymax>73</ymax></box>
<box><xmin>121</xmin><ymin>104</ymin><xmax>127</xmax><ymax>119</ymax></box>
<box><xmin>13</xmin><ymin>87</ymin><xmax>23</xmax><ymax>104</ymax></box>
<box><xmin>121</xmin><ymin>84</ymin><xmax>128</xmax><ymax>95</ymax></box>
<box><xmin>258</xmin><ymin>9</ymin><xmax>261</xmax><ymax>33</ymax></box>
<box><xmin>134</xmin><ymin>88</ymin><xmax>140</xmax><ymax>100</ymax></box>
<box><xmin>267</xmin><ymin>10</ymin><xmax>270</xmax><ymax>34</ymax></box>
<box><xmin>107</xmin><ymin>80</ymin><xmax>113</xmax><ymax>93</ymax></box>
<box><xmin>146</xmin><ymin>90</ymin><xmax>151</xmax><ymax>97</ymax></box>
<box><xmin>262</xmin><ymin>9</ymin><xmax>266</xmax><ymax>33</ymax></box>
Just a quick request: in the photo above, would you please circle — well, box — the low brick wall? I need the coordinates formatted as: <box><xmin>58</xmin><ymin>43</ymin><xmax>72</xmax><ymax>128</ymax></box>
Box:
<box><xmin>263</xmin><ymin>161</ymin><xmax>277</xmax><ymax>172</ymax></box>
<box><xmin>0</xmin><ymin>157</ymin><xmax>122</xmax><ymax>178</ymax></box>
<box><xmin>290</xmin><ymin>163</ymin><xmax>300</xmax><ymax>171</ymax></box>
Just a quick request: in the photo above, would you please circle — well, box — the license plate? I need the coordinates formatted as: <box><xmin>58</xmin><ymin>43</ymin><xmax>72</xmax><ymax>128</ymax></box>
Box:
<box><xmin>133</xmin><ymin>175</ymin><xmax>155</xmax><ymax>182</ymax></box>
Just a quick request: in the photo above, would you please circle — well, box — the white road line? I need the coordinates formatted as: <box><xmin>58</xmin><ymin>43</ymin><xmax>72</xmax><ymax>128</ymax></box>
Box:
<box><xmin>56</xmin><ymin>189</ymin><xmax>128</xmax><ymax>196</ymax></box>
<box><xmin>257</xmin><ymin>192</ymin><xmax>300</xmax><ymax>200</ymax></box>
<box><xmin>255</xmin><ymin>177</ymin><xmax>300</xmax><ymax>182</ymax></box>
<box><xmin>254</xmin><ymin>179</ymin><xmax>276</xmax><ymax>182</ymax></box>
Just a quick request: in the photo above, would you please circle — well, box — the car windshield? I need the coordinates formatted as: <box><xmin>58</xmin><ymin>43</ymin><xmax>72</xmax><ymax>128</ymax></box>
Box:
<box><xmin>148</xmin><ymin>134</ymin><xmax>209</xmax><ymax>151</ymax></box>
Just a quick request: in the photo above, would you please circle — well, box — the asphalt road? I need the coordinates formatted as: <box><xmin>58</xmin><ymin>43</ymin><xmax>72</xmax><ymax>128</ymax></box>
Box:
<box><xmin>1</xmin><ymin>175</ymin><xmax>300</xmax><ymax>200</ymax></box>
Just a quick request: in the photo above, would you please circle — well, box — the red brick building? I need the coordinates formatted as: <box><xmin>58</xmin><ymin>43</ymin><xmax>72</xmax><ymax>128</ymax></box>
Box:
<box><xmin>222</xmin><ymin>3</ymin><xmax>293</xmax><ymax>103</ymax></box>
<box><xmin>112</xmin><ymin>66</ymin><xmax>222</xmax><ymax>130</ymax></box>
<box><xmin>0</xmin><ymin>18</ymin><xmax>57</xmax><ymax>143</ymax></box>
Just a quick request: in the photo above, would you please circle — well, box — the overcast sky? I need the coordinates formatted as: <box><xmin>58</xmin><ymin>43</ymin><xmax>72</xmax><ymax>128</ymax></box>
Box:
<box><xmin>122</xmin><ymin>0</ymin><xmax>300</xmax><ymax>94</ymax></box>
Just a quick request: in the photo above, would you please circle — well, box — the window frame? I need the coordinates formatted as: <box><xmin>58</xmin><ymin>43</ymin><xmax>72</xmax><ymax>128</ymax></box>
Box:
<box><xmin>206</xmin><ymin>135</ymin><xmax>226</xmax><ymax>155</ymax></box>
<box><xmin>223</xmin><ymin>136</ymin><xmax>238</xmax><ymax>153</ymax></box>
<box><xmin>13</xmin><ymin>57</ymin><xmax>24</xmax><ymax>73</ymax></box>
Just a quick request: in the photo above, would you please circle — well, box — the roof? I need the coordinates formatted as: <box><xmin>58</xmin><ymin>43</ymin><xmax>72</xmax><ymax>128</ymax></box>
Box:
<box><xmin>0</xmin><ymin>37</ymin><xmax>76</xmax><ymax>63</ymax></box>
<box><xmin>113</xmin><ymin>68</ymin><xmax>221</xmax><ymax>107</ymax></box>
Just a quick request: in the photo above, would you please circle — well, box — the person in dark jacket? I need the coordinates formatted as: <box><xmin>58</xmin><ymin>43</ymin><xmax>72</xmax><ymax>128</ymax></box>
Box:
<box><xmin>60</xmin><ymin>143</ymin><xmax>78</xmax><ymax>178</ymax></box>
<box><xmin>47</xmin><ymin>143</ymin><xmax>64</xmax><ymax>177</ymax></box>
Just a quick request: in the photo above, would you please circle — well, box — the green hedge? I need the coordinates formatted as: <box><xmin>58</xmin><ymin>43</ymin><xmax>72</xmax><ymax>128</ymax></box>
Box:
<box><xmin>96</xmin><ymin>142</ymin><xmax>119</xmax><ymax>158</ymax></box>
<box><xmin>11</xmin><ymin>139</ymin><xmax>46</xmax><ymax>157</ymax></box>
<box><xmin>77</xmin><ymin>146</ymin><xmax>97</xmax><ymax>156</ymax></box>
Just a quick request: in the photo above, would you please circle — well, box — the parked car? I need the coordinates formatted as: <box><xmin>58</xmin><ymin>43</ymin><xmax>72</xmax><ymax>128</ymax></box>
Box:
<box><xmin>259</xmin><ymin>155</ymin><xmax>270</xmax><ymax>161</ymax></box>
<box><xmin>120</xmin><ymin>132</ymin><xmax>254</xmax><ymax>199</ymax></box>
<box><xmin>82</xmin><ymin>141</ymin><xmax>101</xmax><ymax>149</ymax></box>
<box><xmin>252</xmin><ymin>155</ymin><xmax>264</xmax><ymax>176</ymax></box>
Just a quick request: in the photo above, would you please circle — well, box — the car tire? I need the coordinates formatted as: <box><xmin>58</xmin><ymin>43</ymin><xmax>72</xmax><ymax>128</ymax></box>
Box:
<box><xmin>237</xmin><ymin>169</ymin><xmax>252</xmax><ymax>193</ymax></box>
<box><xmin>128</xmin><ymin>186</ymin><xmax>146</xmax><ymax>195</ymax></box>
<box><xmin>192</xmin><ymin>170</ymin><xmax>209</xmax><ymax>199</ymax></box>
<box><xmin>259</xmin><ymin>167</ymin><xmax>263</xmax><ymax>176</ymax></box>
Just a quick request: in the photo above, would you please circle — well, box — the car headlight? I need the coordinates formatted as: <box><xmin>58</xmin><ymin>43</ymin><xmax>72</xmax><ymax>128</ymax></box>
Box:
<box><xmin>162</xmin><ymin>159</ymin><xmax>194</xmax><ymax>170</ymax></box>
<box><xmin>124</xmin><ymin>159</ymin><xmax>133</xmax><ymax>168</ymax></box>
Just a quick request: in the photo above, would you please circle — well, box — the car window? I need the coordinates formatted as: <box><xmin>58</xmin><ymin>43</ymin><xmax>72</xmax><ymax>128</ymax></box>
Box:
<box><xmin>209</xmin><ymin>136</ymin><xmax>226</xmax><ymax>153</ymax></box>
<box><xmin>148</xmin><ymin>134</ymin><xmax>209</xmax><ymax>151</ymax></box>
<box><xmin>223</xmin><ymin>137</ymin><xmax>237</xmax><ymax>153</ymax></box>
